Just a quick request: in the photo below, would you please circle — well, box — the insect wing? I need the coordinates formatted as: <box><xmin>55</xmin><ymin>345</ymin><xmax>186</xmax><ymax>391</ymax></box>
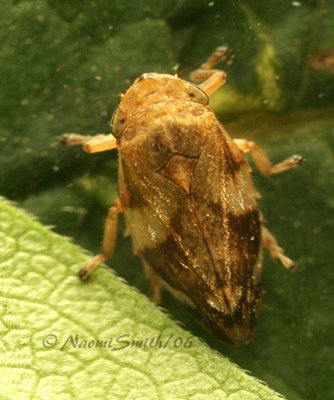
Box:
<box><xmin>118</xmin><ymin>121</ymin><xmax>262</xmax><ymax>341</ymax></box>
<box><xmin>118</xmin><ymin>155</ymin><xmax>215</xmax><ymax>293</ymax></box>
<box><xmin>189</xmin><ymin>124</ymin><xmax>262</xmax><ymax>315</ymax></box>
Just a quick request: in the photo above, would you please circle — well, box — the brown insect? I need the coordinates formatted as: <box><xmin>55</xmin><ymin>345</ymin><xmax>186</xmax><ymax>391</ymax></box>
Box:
<box><xmin>60</xmin><ymin>47</ymin><xmax>302</xmax><ymax>344</ymax></box>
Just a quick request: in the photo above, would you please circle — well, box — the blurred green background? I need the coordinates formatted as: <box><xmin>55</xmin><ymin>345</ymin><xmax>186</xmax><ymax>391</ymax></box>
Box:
<box><xmin>1</xmin><ymin>1</ymin><xmax>334</xmax><ymax>399</ymax></box>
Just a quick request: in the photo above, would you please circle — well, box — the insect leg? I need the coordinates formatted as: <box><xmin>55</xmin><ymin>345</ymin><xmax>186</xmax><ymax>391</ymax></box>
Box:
<box><xmin>143</xmin><ymin>262</ymin><xmax>162</xmax><ymax>305</ymax></box>
<box><xmin>59</xmin><ymin>133</ymin><xmax>117</xmax><ymax>153</ymax></box>
<box><xmin>190</xmin><ymin>46</ymin><xmax>228</xmax><ymax>81</ymax></box>
<box><xmin>79</xmin><ymin>198</ymin><xmax>122</xmax><ymax>280</ymax></box>
<box><xmin>261</xmin><ymin>225</ymin><xmax>296</xmax><ymax>271</ymax></box>
<box><xmin>234</xmin><ymin>139</ymin><xmax>303</xmax><ymax>176</ymax></box>
<box><xmin>190</xmin><ymin>46</ymin><xmax>228</xmax><ymax>96</ymax></box>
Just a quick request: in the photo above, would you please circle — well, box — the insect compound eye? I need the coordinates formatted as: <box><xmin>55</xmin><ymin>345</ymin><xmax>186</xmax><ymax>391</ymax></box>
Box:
<box><xmin>110</xmin><ymin>110</ymin><xmax>116</xmax><ymax>126</ymax></box>
<box><xmin>110</xmin><ymin>108</ymin><xmax>126</xmax><ymax>138</ymax></box>
<box><xmin>137</xmin><ymin>72</ymin><xmax>157</xmax><ymax>82</ymax></box>
<box><xmin>185</xmin><ymin>83</ymin><xmax>209</xmax><ymax>105</ymax></box>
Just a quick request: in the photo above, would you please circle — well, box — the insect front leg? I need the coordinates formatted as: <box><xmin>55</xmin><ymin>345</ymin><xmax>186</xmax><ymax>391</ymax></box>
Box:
<box><xmin>190</xmin><ymin>46</ymin><xmax>228</xmax><ymax>96</ymax></box>
<box><xmin>59</xmin><ymin>133</ymin><xmax>117</xmax><ymax>153</ymax></box>
<box><xmin>79</xmin><ymin>198</ymin><xmax>122</xmax><ymax>281</ymax></box>
<box><xmin>261</xmin><ymin>225</ymin><xmax>296</xmax><ymax>271</ymax></box>
<box><xmin>234</xmin><ymin>139</ymin><xmax>303</xmax><ymax>176</ymax></box>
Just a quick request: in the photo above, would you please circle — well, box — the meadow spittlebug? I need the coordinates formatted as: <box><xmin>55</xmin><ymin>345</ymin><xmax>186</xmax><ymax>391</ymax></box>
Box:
<box><xmin>60</xmin><ymin>47</ymin><xmax>302</xmax><ymax>344</ymax></box>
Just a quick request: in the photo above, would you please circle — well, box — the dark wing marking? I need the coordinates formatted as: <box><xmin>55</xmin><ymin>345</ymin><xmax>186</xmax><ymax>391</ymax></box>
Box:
<box><xmin>118</xmin><ymin>155</ymin><xmax>218</xmax><ymax>296</ymax></box>
<box><xmin>118</xmin><ymin>121</ymin><xmax>262</xmax><ymax>342</ymax></box>
<box><xmin>188</xmin><ymin>123</ymin><xmax>262</xmax><ymax>338</ymax></box>
<box><xmin>190</xmin><ymin>123</ymin><xmax>261</xmax><ymax>285</ymax></box>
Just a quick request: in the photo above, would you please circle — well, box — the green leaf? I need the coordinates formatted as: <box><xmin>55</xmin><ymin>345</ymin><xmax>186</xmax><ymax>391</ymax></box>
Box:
<box><xmin>0</xmin><ymin>198</ymin><xmax>282</xmax><ymax>400</ymax></box>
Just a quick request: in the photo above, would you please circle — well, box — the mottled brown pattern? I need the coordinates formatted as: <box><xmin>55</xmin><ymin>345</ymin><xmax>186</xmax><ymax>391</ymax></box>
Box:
<box><xmin>114</xmin><ymin>73</ymin><xmax>263</xmax><ymax>344</ymax></box>
<box><xmin>160</xmin><ymin>154</ymin><xmax>198</xmax><ymax>193</ymax></box>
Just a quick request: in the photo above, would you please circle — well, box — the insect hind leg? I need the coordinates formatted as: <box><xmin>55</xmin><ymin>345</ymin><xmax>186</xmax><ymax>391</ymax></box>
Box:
<box><xmin>143</xmin><ymin>262</ymin><xmax>162</xmax><ymax>304</ymax></box>
<box><xmin>261</xmin><ymin>225</ymin><xmax>296</xmax><ymax>271</ymax></box>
